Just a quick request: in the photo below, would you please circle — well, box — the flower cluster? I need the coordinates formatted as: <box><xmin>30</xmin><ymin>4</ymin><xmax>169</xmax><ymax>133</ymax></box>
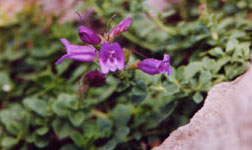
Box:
<box><xmin>56</xmin><ymin>17</ymin><xmax>172</xmax><ymax>79</ymax></box>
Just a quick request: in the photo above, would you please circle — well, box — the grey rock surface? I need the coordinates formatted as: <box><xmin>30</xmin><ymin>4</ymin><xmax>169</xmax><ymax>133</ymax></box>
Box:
<box><xmin>153</xmin><ymin>65</ymin><xmax>252</xmax><ymax>150</ymax></box>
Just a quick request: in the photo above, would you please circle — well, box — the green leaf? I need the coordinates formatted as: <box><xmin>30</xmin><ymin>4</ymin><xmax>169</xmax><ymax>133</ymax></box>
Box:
<box><xmin>224</xmin><ymin>63</ymin><xmax>249</xmax><ymax>79</ymax></box>
<box><xmin>0</xmin><ymin>104</ymin><xmax>26</xmax><ymax>136</ymax></box>
<box><xmin>98</xmin><ymin>139</ymin><xmax>117</xmax><ymax>150</ymax></box>
<box><xmin>184</xmin><ymin>62</ymin><xmax>202</xmax><ymax>80</ymax></box>
<box><xmin>130</xmin><ymin>80</ymin><xmax>147</xmax><ymax>105</ymax></box>
<box><xmin>209</xmin><ymin>47</ymin><xmax>225</xmax><ymax>57</ymax></box>
<box><xmin>6</xmin><ymin>121</ymin><xmax>22</xmax><ymax>136</ymax></box>
<box><xmin>69</xmin><ymin>111</ymin><xmax>85</xmax><ymax>127</ymax></box>
<box><xmin>71</xmin><ymin>132</ymin><xmax>83</xmax><ymax>146</ymax></box>
<box><xmin>132</xmin><ymin>132</ymin><xmax>141</xmax><ymax>140</ymax></box>
<box><xmin>71</xmin><ymin>121</ymin><xmax>101</xmax><ymax>148</ymax></box>
<box><xmin>4</xmin><ymin>47</ymin><xmax>26</xmax><ymax>61</ymax></box>
<box><xmin>230</xmin><ymin>30</ymin><xmax>246</xmax><ymax>38</ymax></box>
<box><xmin>1</xmin><ymin>136</ymin><xmax>19</xmax><ymax>147</ymax></box>
<box><xmin>97</xmin><ymin>117</ymin><xmax>113</xmax><ymax>138</ymax></box>
<box><xmin>69</xmin><ymin>66</ymin><xmax>87</xmax><ymax>83</ymax></box>
<box><xmin>23</xmin><ymin>97</ymin><xmax>48</xmax><ymax>117</ymax></box>
<box><xmin>190</xmin><ymin>78</ymin><xmax>198</xmax><ymax>89</ymax></box>
<box><xmin>52</xmin><ymin>94</ymin><xmax>78</xmax><ymax>117</ymax></box>
<box><xmin>135</xmin><ymin>70</ymin><xmax>162</xmax><ymax>85</ymax></box>
<box><xmin>34</xmin><ymin>136</ymin><xmax>49</xmax><ymax>148</ymax></box>
<box><xmin>175</xmin><ymin>66</ymin><xmax>186</xmax><ymax>81</ymax></box>
<box><xmin>226</xmin><ymin>38</ymin><xmax>238</xmax><ymax>53</ymax></box>
<box><xmin>25</xmin><ymin>134</ymin><xmax>35</xmax><ymax>143</ymax></box>
<box><xmin>111</xmin><ymin>104</ymin><xmax>131</xmax><ymax>127</ymax></box>
<box><xmin>199</xmin><ymin>71</ymin><xmax>212</xmax><ymax>89</ymax></box>
<box><xmin>114</xmin><ymin>126</ymin><xmax>130</xmax><ymax>142</ymax></box>
<box><xmin>60</xmin><ymin>144</ymin><xmax>79</xmax><ymax>150</ymax></box>
<box><xmin>0</xmin><ymin>71</ymin><xmax>12</xmax><ymax>92</ymax></box>
<box><xmin>238</xmin><ymin>42</ymin><xmax>250</xmax><ymax>59</ymax></box>
<box><xmin>168</xmin><ymin>67</ymin><xmax>176</xmax><ymax>82</ymax></box>
<box><xmin>56</xmin><ymin>60</ymin><xmax>72</xmax><ymax>76</ymax></box>
<box><xmin>35</xmin><ymin>127</ymin><xmax>49</xmax><ymax>136</ymax></box>
<box><xmin>193</xmin><ymin>92</ymin><xmax>204</xmax><ymax>104</ymax></box>
<box><xmin>82</xmin><ymin>120</ymin><xmax>100</xmax><ymax>139</ymax></box>
<box><xmin>202</xmin><ymin>57</ymin><xmax>216</xmax><ymax>71</ymax></box>
<box><xmin>85</xmin><ymin>85</ymin><xmax>117</xmax><ymax>106</ymax></box>
<box><xmin>213</xmin><ymin>57</ymin><xmax>231</xmax><ymax>73</ymax></box>
<box><xmin>162</xmin><ymin>83</ymin><xmax>179</xmax><ymax>96</ymax></box>
<box><xmin>52</xmin><ymin>119</ymin><xmax>74</xmax><ymax>139</ymax></box>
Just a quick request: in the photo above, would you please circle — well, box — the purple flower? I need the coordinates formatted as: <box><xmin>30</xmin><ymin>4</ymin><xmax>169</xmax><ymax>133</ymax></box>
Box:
<box><xmin>78</xmin><ymin>26</ymin><xmax>101</xmax><ymax>45</ymax></box>
<box><xmin>99</xmin><ymin>42</ymin><xmax>125</xmax><ymax>73</ymax></box>
<box><xmin>84</xmin><ymin>70</ymin><xmax>106</xmax><ymax>87</ymax></box>
<box><xmin>55</xmin><ymin>39</ymin><xmax>97</xmax><ymax>64</ymax></box>
<box><xmin>138</xmin><ymin>54</ymin><xmax>172</xmax><ymax>75</ymax></box>
<box><xmin>109</xmin><ymin>17</ymin><xmax>132</xmax><ymax>38</ymax></box>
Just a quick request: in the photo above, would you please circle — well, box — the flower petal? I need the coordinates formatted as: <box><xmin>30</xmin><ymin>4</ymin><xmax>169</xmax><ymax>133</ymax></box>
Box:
<box><xmin>55</xmin><ymin>55</ymin><xmax>69</xmax><ymax>64</ymax></box>
<box><xmin>67</xmin><ymin>53</ymin><xmax>96</xmax><ymax>62</ymax></box>
<box><xmin>112</xmin><ymin>42</ymin><xmax>124</xmax><ymax>70</ymax></box>
<box><xmin>55</xmin><ymin>53</ymin><xmax>96</xmax><ymax>64</ymax></box>
<box><xmin>138</xmin><ymin>59</ymin><xmax>161</xmax><ymax>75</ymax></box>
<box><xmin>99</xmin><ymin>58</ymin><xmax>109</xmax><ymax>74</ymax></box>
<box><xmin>109</xmin><ymin>17</ymin><xmax>132</xmax><ymax>38</ymax></box>
<box><xmin>60</xmin><ymin>38</ymin><xmax>97</xmax><ymax>54</ymax></box>
<box><xmin>99</xmin><ymin>42</ymin><xmax>125</xmax><ymax>73</ymax></box>
<box><xmin>167</xmin><ymin>65</ymin><xmax>172</xmax><ymax>75</ymax></box>
<box><xmin>163</xmin><ymin>54</ymin><xmax>170</xmax><ymax>62</ymax></box>
<box><xmin>99</xmin><ymin>42</ymin><xmax>111</xmax><ymax>62</ymax></box>
<box><xmin>56</xmin><ymin>39</ymin><xmax>97</xmax><ymax>64</ymax></box>
<box><xmin>138</xmin><ymin>54</ymin><xmax>172</xmax><ymax>75</ymax></box>
<box><xmin>107</xmin><ymin>61</ymin><xmax>117</xmax><ymax>72</ymax></box>
<box><xmin>78</xmin><ymin>26</ymin><xmax>101</xmax><ymax>45</ymax></box>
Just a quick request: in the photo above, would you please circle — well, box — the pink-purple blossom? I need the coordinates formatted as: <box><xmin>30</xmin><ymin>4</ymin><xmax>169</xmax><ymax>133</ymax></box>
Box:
<box><xmin>138</xmin><ymin>54</ymin><xmax>172</xmax><ymax>75</ymax></box>
<box><xmin>55</xmin><ymin>39</ymin><xmax>97</xmax><ymax>64</ymax></box>
<box><xmin>99</xmin><ymin>42</ymin><xmax>125</xmax><ymax>73</ymax></box>
<box><xmin>56</xmin><ymin>17</ymin><xmax>132</xmax><ymax>73</ymax></box>
<box><xmin>54</xmin><ymin>17</ymin><xmax>173</xmax><ymax>77</ymax></box>
<box><xmin>109</xmin><ymin>17</ymin><xmax>132</xmax><ymax>39</ymax></box>
<box><xmin>78</xmin><ymin>26</ymin><xmax>101</xmax><ymax>45</ymax></box>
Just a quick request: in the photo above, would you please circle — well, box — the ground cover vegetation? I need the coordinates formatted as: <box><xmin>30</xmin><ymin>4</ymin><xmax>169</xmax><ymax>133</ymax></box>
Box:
<box><xmin>0</xmin><ymin>0</ymin><xmax>252</xmax><ymax>149</ymax></box>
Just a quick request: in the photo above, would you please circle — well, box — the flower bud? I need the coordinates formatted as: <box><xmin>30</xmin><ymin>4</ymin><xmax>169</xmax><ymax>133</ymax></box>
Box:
<box><xmin>78</xmin><ymin>26</ymin><xmax>101</xmax><ymax>45</ymax></box>
<box><xmin>138</xmin><ymin>54</ymin><xmax>172</xmax><ymax>75</ymax></box>
<box><xmin>109</xmin><ymin>17</ymin><xmax>132</xmax><ymax>39</ymax></box>
<box><xmin>84</xmin><ymin>70</ymin><xmax>106</xmax><ymax>87</ymax></box>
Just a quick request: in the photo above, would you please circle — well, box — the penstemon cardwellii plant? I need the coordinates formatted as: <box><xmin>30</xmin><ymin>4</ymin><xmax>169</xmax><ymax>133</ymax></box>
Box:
<box><xmin>55</xmin><ymin>17</ymin><xmax>172</xmax><ymax>80</ymax></box>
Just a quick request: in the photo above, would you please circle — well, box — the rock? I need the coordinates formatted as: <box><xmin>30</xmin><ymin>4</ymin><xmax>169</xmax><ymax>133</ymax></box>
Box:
<box><xmin>37</xmin><ymin>0</ymin><xmax>84</xmax><ymax>24</ymax></box>
<box><xmin>153</xmin><ymin>64</ymin><xmax>252</xmax><ymax>150</ymax></box>
<box><xmin>146</xmin><ymin>0</ymin><xmax>180</xmax><ymax>16</ymax></box>
<box><xmin>0</xmin><ymin>0</ymin><xmax>32</xmax><ymax>26</ymax></box>
<box><xmin>146</xmin><ymin>0</ymin><xmax>180</xmax><ymax>12</ymax></box>
<box><xmin>0</xmin><ymin>0</ymin><xmax>84</xmax><ymax>26</ymax></box>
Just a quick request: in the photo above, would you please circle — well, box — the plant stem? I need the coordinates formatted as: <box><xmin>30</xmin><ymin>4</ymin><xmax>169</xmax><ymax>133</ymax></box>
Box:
<box><xmin>123</xmin><ymin>32</ymin><xmax>156</xmax><ymax>50</ymax></box>
<box><xmin>178</xmin><ymin>0</ymin><xmax>188</xmax><ymax>20</ymax></box>
<box><xmin>145</xmin><ymin>11</ymin><xmax>177</xmax><ymax>35</ymax></box>
<box><xmin>91</xmin><ymin>109</ymin><xmax>109</xmax><ymax>119</ymax></box>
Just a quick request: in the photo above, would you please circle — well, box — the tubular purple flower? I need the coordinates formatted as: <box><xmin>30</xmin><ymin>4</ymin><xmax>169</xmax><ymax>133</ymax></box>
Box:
<box><xmin>55</xmin><ymin>39</ymin><xmax>97</xmax><ymax>64</ymax></box>
<box><xmin>109</xmin><ymin>17</ymin><xmax>132</xmax><ymax>38</ymax></box>
<box><xmin>78</xmin><ymin>26</ymin><xmax>101</xmax><ymax>45</ymax></box>
<box><xmin>99</xmin><ymin>42</ymin><xmax>125</xmax><ymax>74</ymax></box>
<box><xmin>138</xmin><ymin>54</ymin><xmax>172</xmax><ymax>75</ymax></box>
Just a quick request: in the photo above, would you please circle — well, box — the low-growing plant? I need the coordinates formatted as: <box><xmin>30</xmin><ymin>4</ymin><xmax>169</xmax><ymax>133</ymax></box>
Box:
<box><xmin>0</xmin><ymin>0</ymin><xmax>252</xmax><ymax>149</ymax></box>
